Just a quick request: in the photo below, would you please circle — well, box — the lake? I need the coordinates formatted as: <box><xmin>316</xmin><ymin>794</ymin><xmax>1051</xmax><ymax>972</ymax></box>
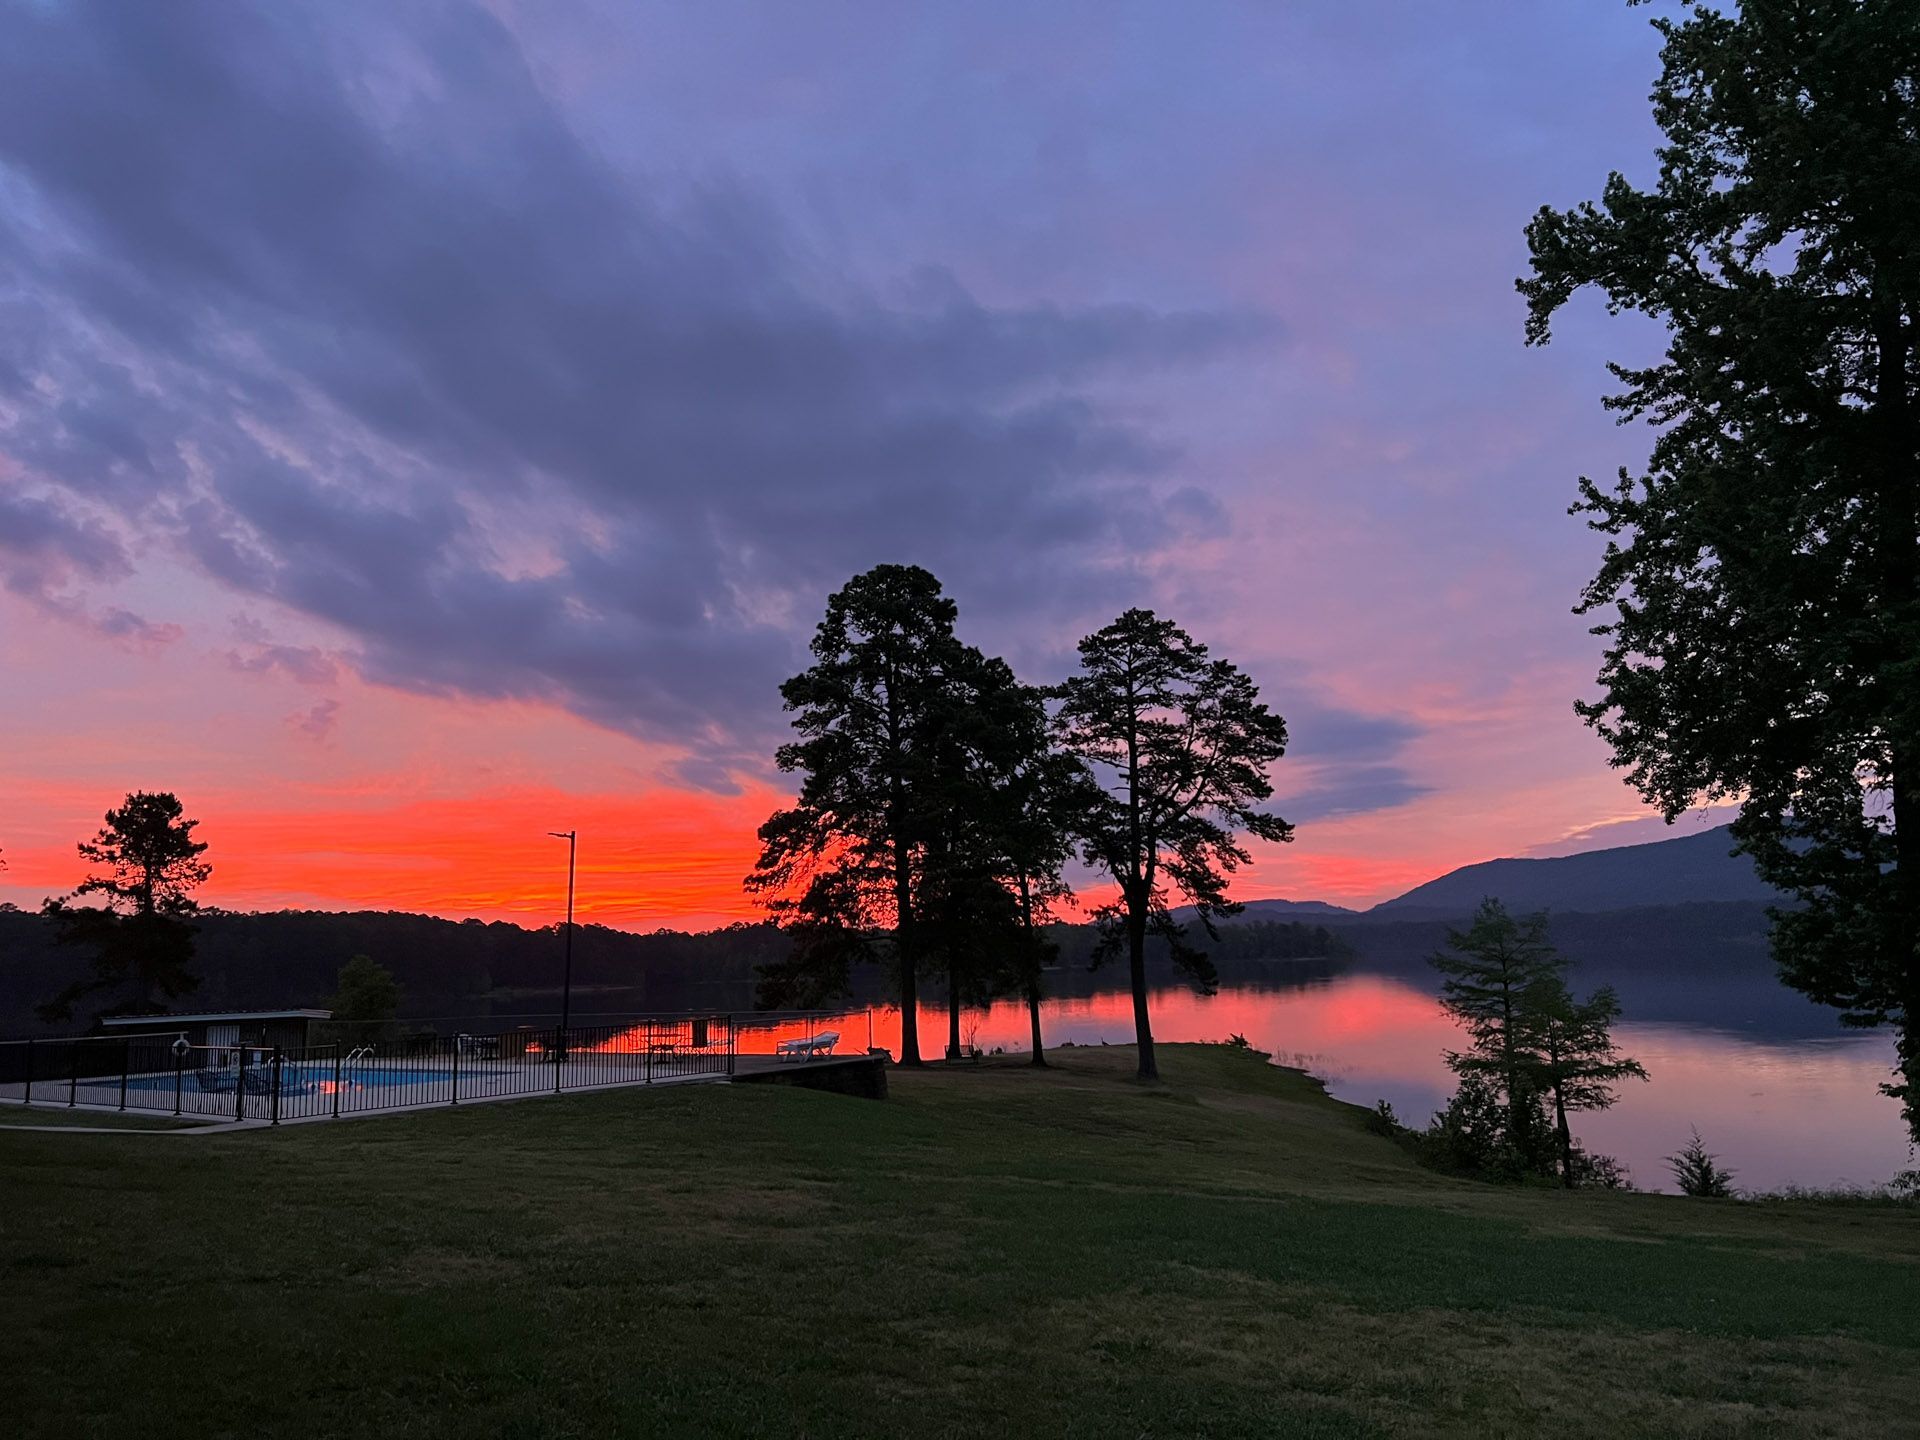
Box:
<box><xmin>851</xmin><ymin>970</ymin><xmax>1912</xmax><ymax>1195</ymax></box>
<box><xmin>476</xmin><ymin>946</ymin><xmax>1914</xmax><ymax>1194</ymax></box>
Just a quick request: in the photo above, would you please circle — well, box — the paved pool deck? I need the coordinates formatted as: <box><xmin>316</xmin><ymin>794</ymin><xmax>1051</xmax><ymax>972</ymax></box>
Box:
<box><xmin>0</xmin><ymin>1050</ymin><xmax>881</xmax><ymax>1132</ymax></box>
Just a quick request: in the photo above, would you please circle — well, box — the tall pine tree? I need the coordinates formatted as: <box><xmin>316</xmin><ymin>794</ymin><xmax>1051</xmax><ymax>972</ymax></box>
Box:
<box><xmin>1430</xmin><ymin>900</ymin><xmax>1566</xmax><ymax>1172</ymax></box>
<box><xmin>748</xmin><ymin>565</ymin><xmax>1014</xmax><ymax>1066</ymax></box>
<box><xmin>1056</xmin><ymin>609</ymin><xmax>1291</xmax><ymax>1081</ymax></box>
<box><xmin>40</xmin><ymin>791</ymin><xmax>211</xmax><ymax>1023</ymax></box>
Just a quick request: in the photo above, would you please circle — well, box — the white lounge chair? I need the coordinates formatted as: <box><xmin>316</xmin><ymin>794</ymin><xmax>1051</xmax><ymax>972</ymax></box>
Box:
<box><xmin>774</xmin><ymin>1031</ymin><xmax>839</xmax><ymax>1062</ymax></box>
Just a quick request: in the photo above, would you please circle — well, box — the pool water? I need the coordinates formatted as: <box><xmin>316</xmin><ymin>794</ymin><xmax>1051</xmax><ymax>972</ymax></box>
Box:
<box><xmin>125</xmin><ymin>1065</ymin><xmax>460</xmax><ymax>1092</ymax></box>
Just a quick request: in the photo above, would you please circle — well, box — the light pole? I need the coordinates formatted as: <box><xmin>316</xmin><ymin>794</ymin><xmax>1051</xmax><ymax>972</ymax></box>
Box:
<box><xmin>550</xmin><ymin>830</ymin><xmax>576</xmax><ymax>1061</ymax></box>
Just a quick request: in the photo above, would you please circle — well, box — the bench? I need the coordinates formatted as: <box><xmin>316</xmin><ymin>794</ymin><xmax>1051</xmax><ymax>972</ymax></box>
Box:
<box><xmin>774</xmin><ymin>1031</ymin><xmax>839</xmax><ymax>1062</ymax></box>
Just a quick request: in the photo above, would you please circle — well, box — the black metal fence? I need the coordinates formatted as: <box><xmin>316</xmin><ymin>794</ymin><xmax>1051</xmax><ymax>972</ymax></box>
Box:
<box><xmin>0</xmin><ymin>1007</ymin><xmax>876</xmax><ymax>1125</ymax></box>
<box><xmin>0</xmin><ymin>1014</ymin><xmax>751</xmax><ymax>1123</ymax></box>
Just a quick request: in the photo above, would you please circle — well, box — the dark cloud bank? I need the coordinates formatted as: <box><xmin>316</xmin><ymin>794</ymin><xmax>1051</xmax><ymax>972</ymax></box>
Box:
<box><xmin>0</xmin><ymin>2</ymin><xmax>1418</xmax><ymax>813</ymax></box>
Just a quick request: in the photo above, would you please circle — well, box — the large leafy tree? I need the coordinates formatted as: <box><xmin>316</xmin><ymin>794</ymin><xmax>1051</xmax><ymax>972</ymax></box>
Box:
<box><xmin>1521</xmin><ymin>0</ymin><xmax>1920</xmax><ymax>1138</ymax></box>
<box><xmin>39</xmin><ymin>791</ymin><xmax>212</xmax><ymax>1023</ymax></box>
<box><xmin>747</xmin><ymin>564</ymin><xmax>982</xmax><ymax>1066</ymax></box>
<box><xmin>325</xmin><ymin>954</ymin><xmax>404</xmax><ymax>1045</ymax></box>
<box><xmin>1055</xmin><ymin>609</ymin><xmax>1291</xmax><ymax>1081</ymax></box>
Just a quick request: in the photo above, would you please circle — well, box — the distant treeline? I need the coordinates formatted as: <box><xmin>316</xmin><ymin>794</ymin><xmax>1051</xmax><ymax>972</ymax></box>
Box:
<box><xmin>1318</xmin><ymin>902</ymin><xmax>1777</xmax><ymax>974</ymax></box>
<box><xmin>0</xmin><ymin>906</ymin><xmax>1349</xmax><ymax>1037</ymax></box>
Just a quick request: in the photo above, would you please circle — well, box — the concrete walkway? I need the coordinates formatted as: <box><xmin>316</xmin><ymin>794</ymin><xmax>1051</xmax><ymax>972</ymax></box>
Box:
<box><xmin>0</xmin><ymin>1066</ymin><xmax>730</xmax><ymax>1134</ymax></box>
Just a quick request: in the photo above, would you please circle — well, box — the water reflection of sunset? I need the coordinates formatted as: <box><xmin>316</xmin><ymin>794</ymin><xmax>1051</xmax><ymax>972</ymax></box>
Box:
<box><xmin>832</xmin><ymin>977</ymin><xmax>1907</xmax><ymax>1194</ymax></box>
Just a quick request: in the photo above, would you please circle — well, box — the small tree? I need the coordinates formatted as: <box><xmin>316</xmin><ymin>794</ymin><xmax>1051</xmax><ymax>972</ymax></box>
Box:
<box><xmin>1667</xmin><ymin>1128</ymin><xmax>1737</xmax><ymax>1198</ymax></box>
<box><xmin>326</xmin><ymin>954</ymin><xmax>403</xmax><ymax>1045</ymax></box>
<box><xmin>1055</xmin><ymin>609</ymin><xmax>1292</xmax><ymax>1081</ymax></box>
<box><xmin>39</xmin><ymin>791</ymin><xmax>211</xmax><ymax>1023</ymax></box>
<box><xmin>1420</xmin><ymin>1072</ymin><xmax>1511</xmax><ymax>1177</ymax></box>
<box><xmin>1430</xmin><ymin>899</ymin><xmax>1566</xmax><ymax>1171</ymax></box>
<box><xmin>1529</xmin><ymin>979</ymin><xmax>1649</xmax><ymax>1188</ymax></box>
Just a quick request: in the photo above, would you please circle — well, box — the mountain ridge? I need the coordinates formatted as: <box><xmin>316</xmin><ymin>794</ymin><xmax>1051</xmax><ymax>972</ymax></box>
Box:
<box><xmin>1227</xmin><ymin>825</ymin><xmax>1778</xmax><ymax>923</ymax></box>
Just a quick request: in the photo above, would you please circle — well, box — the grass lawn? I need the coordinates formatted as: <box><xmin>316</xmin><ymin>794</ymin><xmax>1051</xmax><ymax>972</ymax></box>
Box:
<box><xmin>3</xmin><ymin>1043</ymin><xmax>1916</xmax><ymax>1438</ymax></box>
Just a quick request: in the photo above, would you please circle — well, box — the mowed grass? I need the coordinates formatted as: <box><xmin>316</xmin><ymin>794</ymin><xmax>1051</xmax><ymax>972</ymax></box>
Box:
<box><xmin>3</xmin><ymin>1044</ymin><xmax>1916</xmax><ymax>1439</ymax></box>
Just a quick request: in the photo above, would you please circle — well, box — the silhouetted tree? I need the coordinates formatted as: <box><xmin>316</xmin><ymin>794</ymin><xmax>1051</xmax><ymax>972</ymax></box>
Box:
<box><xmin>1055</xmin><ymin>609</ymin><xmax>1292</xmax><ymax>1081</ymax></box>
<box><xmin>918</xmin><ymin>648</ymin><xmax>1029</xmax><ymax>1061</ymax></box>
<box><xmin>1528</xmin><ymin>978</ymin><xmax>1648</xmax><ymax>1187</ymax></box>
<box><xmin>1522</xmin><ymin>0</ymin><xmax>1920</xmax><ymax>1141</ymax></box>
<box><xmin>747</xmin><ymin>565</ymin><xmax>982</xmax><ymax>1066</ymax></box>
<box><xmin>971</xmin><ymin>671</ymin><xmax>1093</xmax><ymax>1066</ymax></box>
<box><xmin>39</xmin><ymin>791</ymin><xmax>211</xmax><ymax>1023</ymax></box>
<box><xmin>324</xmin><ymin>954</ymin><xmax>403</xmax><ymax>1044</ymax></box>
<box><xmin>1430</xmin><ymin>900</ymin><xmax>1565</xmax><ymax>1172</ymax></box>
<box><xmin>1667</xmin><ymin>1127</ymin><xmax>1736</xmax><ymax>1198</ymax></box>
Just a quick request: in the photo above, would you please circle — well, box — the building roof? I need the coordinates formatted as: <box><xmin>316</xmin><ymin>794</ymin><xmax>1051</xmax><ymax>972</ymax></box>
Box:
<box><xmin>100</xmin><ymin>1008</ymin><xmax>333</xmax><ymax>1027</ymax></box>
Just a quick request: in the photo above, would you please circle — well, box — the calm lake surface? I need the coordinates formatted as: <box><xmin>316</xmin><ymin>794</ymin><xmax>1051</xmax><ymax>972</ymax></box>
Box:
<box><xmin>868</xmin><ymin>974</ymin><xmax>1912</xmax><ymax>1195</ymax></box>
<box><xmin>491</xmin><ymin>953</ymin><xmax>1913</xmax><ymax>1194</ymax></box>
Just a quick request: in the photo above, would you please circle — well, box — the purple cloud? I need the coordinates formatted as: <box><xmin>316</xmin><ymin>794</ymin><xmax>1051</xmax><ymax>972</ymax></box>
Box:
<box><xmin>0</xmin><ymin>2</ymin><xmax>1283</xmax><ymax>783</ymax></box>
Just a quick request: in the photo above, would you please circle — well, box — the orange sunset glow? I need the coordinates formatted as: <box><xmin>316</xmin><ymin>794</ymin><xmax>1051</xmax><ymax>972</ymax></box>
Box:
<box><xmin>6</xmin><ymin>8</ymin><xmax>1917</xmax><ymax>1438</ymax></box>
<box><xmin>0</xmin><ymin>0</ymin><xmax>1687</xmax><ymax>932</ymax></box>
<box><xmin>1</xmin><ymin>581</ymin><xmax>1655</xmax><ymax>926</ymax></box>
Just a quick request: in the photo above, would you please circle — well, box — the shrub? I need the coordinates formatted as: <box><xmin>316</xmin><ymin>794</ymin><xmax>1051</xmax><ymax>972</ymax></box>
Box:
<box><xmin>1739</xmin><ymin>1173</ymin><xmax>1919</xmax><ymax>1207</ymax></box>
<box><xmin>1567</xmin><ymin>1147</ymin><xmax>1634</xmax><ymax>1191</ymax></box>
<box><xmin>1364</xmin><ymin>1099</ymin><xmax>1402</xmax><ymax>1137</ymax></box>
<box><xmin>1667</xmin><ymin>1127</ymin><xmax>1736</xmax><ymax>1197</ymax></box>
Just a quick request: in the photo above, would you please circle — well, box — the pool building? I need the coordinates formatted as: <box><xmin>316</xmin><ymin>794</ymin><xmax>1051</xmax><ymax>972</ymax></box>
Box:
<box><xmin>99</xmin><ymin>1008</ymin><xmax>333</xmax><ymax>1056</ymax></box>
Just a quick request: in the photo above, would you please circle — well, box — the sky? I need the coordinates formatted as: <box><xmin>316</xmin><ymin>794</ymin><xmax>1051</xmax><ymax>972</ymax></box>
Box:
<box><xmin>0</xmin><ymin>1</ymin><xmax>1715</xmax><ymax>929</ymax></box>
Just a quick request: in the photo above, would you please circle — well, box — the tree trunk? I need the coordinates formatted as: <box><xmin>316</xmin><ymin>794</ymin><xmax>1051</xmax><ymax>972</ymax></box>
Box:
<box><xmin>886</xmin><ymin>660</ymin><xmax>921</xmax><ymax>1068</ymax></box>
<box><xmin>1128</xmin><ymin>890</ymin><xmax>1157</xmax><ymax>1081</ymax></box>
<box><xmin>897</xmin><ymin>944</ymin><xmax>921</xmax><ymax>1066</ymax></box>
<box><xmin>1553</xmin><ymin>1082</ymin><xmax>1574</xmax><ymax>1188</ymax></box>
<box><xmin>898</xmin><ymin>954</ymin><xmax>921</xmax><ymax>1066</ymax></box>
<box><xmin>1019</xmin><ymin>874</ymin><xmax>1046</xmax><ymax>1066</ymax></box>
<box><xmin>947</xmin><ymin>959</ymin><xmax>962</xmax><ymax>1061</ymax></box>
<box><xmin>1498</xmin><ymin>973</ymin><xmax>1528</xmax><ymax>1163</ymax></box>
<box><xmin>891</xmin><ymin>817</ymin><xmax>920</xmax><ymax>1065</ymax></box>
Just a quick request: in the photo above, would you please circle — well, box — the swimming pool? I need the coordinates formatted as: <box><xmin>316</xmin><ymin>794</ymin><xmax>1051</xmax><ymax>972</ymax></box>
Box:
<box><xmin>124</xmin><ymin>1065</ymin><xmax>460</xmax><ymax>1093</ymax></box>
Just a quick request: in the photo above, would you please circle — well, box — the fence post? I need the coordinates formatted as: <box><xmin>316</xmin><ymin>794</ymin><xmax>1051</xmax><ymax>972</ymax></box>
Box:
<box><xmin>174</xmin><ymin>1046</ymin><xmax>183</xmax><ymax>1116</ymax></box>
<box><xmin>23</xmin><ymin>1037</ymin><xmax>33</xmax><ymax>1105</ymax></box>
<box><xmin>68</xmin><ymin>1043</ymin><xmax>78</xmax><ymax>1108</ymax></box>
<box><xmin>118</xmin><ymin>1037</ymin><xmax>130</xmax><ymax>1111</ymax></box>
<box><xmin>727</xmin><ymin>1015</ymin><xmax>735</xmax><ymax>1078</ymax></box>
<box><xmin>270</xmin><ymin>1047</ymin><xmax>282</xmax><ymax>1126</ymax></box>
<box><xmin>236</xmin><ymin>1047</ymin><xmax>248</xmax><ymax>1123</ymax></box>
<box><xmin>332</xmin><ymin>1044</ymin><xmax>342</xmax><ymax>1120</ymax></box>
<box><xmin>554</xmin><ymin>1027</ymin><xmax>563</xmax><ymax>1094</ymax></box>
<box><xmin>645</xmin><ymin>1021</ymin><xmax>653</xmax><ymax>1085</ymax></box>
<box><xmin>450</xmin><ymin>1036</ymin><xmax>460</xmax><ymax>1106</ymax></box>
